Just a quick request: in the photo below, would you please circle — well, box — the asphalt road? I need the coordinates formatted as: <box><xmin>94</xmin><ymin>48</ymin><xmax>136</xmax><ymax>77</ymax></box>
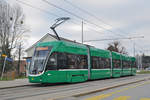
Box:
<box><xmin>0</xmin><ymin>74</ymin><xmax>150</xmax><ymax>100</ymax></box>
<box><xmin>78</xmin><ymin>79</ymin><xmax>150</xmax><ymax>100</ymax></box>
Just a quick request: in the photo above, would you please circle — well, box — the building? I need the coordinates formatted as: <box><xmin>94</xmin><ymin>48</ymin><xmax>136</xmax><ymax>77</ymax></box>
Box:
<box><xmin>142</xmin><ymin>56</ymin><xmax>150</xmax><ymax>69</ymax></box>
<box><xmin>25</xmin><ymin>33</ymin><xmax>77</xmax><ymax>58</ymax></box>
<box><xmin>13</xmin><ymin>60</ymin><xmax>26</xmax><ymax>75</ymax></box>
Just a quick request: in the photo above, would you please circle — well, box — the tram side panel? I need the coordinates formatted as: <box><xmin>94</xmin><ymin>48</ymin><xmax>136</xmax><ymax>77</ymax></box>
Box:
<box><xmin>111</xmin><ymin>52</ymin><xmax>122</xmax><ymax>78</ymax></box>
<box><xmin>90</xmin><ymin>48</ymin><xmax>111</xmax><ymax>80</ymax></box>
<box><xmin>131</xmin><ymin>57</ymin><xmax>137</xmax><ymax>75</ymax></box>
<box><xmin>54</xmin><ymin>44</ymin><xmax>89</xmax><ymax>83</ymax></box>
<box><xmin>121</xmin><ymin>55</ymin><xmax>132</xmax><ymax>76</ymax></box>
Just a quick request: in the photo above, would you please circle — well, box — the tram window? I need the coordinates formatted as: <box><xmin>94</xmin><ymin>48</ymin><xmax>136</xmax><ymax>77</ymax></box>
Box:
<box><xmin>105</xmin><ymin>58</ymin><xmax>111</xmax><ymax>68</ymax></box>
<box><xmin>103</xmin><ymin>58</ymin><xmax>110</xmax><ymax>69</ymax></box>
<box><xmin>128</xmin><ymin>61</ymin><xmax>131</xmax><ymax>68</ymax></box>
<box><xmin>92</xmin><ymin>57</ymin><xmax>99</xmax><ymax>69</ymax></box>
<box><xmin>46</xmin><ymin>52</ymin><xmax>57</xmax><ymax>70</ymax></box>
<box><xmin>67</xmin><ymin>54</ymin><xmax>76</xmax><ymax>69</ymax></box>
<box><xmin>57</xmin><ymin>53</ymin><xmax>67</xmax><ymax>69</ymax></box>
<box><xmin>126</xmin><ymin>61</ymin><xmax>131</xmax><ymax>68</ymax></box>
<box><xmin>99</xmin><ymin>58</ymin><xmax>104</xmax><ymax>69</ymax></box>
<box><xmin>78</xmin><ymin>55</ymin><xmax>88</xmax><ymax>69</ymax></box>
<box><xmin>122</xmin><ymin>61</ymin><xmax>126</xmax><ymax>68</ymax></box>
<box><xmin>123</xmin><ymin>61</ymin><xmax>128</xmax><ymax>68</ymax></box>
<box><xmin>113</xmin><ymin>60</ymin><xmax>121</xmax><ymax>68</ymax></box>
<box><xmin>46</xmin><ymin>52</ymin><xmax>88</xmax><ymax>70</ymax></box>
<box><xmin>66</xmin><ymin>53</ymin><xmax>88</xmax><ymax>69</ymax></box>
<box><xmin>99</xmin><ymin>58</ymin><xmax>110</xmax><ymax>69</ymax></box>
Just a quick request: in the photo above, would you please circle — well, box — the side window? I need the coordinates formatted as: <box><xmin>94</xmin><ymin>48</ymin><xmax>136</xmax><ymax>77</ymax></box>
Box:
<box><xmin>57</xmin><ymin>53</ymin><xmax>67</xmax><ymax>69</ymax></box>
<box><xmin>67</xmin><ymin>54</ymin><xmax>76</xmax><ymax>69</ymax></box>
<box><xmin>78</xmin><ymin>55</ymin><xmax>88</xmax><ymax>69</ymax></box>
<box><xmin>113</xmin><ymin>60</ymin><xmax>121</xmax><ymax>68</ymax></box>
<box><xmin>46</xmin><ymin>52</ymin><xmax>57</xmax><ymax>70</ymax></box>
<box><xmin>128</xmin><ymin>61</ymin><xmax>131</xmax><ymax>68</ymax></box>
<box><xmin>123</xmin><ymin>61</ymin><xmax>128</xmax><ymax>68</ymax></box>
<box><xmin>91</xmin><ymin>57</ymin><xmax>110</xmax><ymax>69</ymax></box>
<box><xmin>104</xmin><ymin>58</ymin><xmax>110</xmax><ymax>69</ymax></box>
<box><xmin>99</xmin><ymin>58</ymin><xmax>105</xmax><ymax>69</ymax></box>
<box><xmin>66</xmin><ymin>53</ymin><xmax>88</xmax><ymax>69</ymax></box>
<box><xmin>122</xmin><ymin>61</ymin><xmax>125</xmax><ymax>68</ymax></box>
<box><xmin>46</xmin><ymin>52</ymin><xmax>88</xmax><ymax>70</ymax></box>
<box><xmin>92</xmin><ymin>57</ymin><xmax>99</xmax><ymax>69</ymax></box>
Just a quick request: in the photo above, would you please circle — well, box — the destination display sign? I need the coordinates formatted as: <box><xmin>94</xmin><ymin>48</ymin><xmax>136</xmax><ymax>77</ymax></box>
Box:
<box><xmin>36</xmin><ymin>47</ymin><xmax>49</xmax><ymax>51</ymax></box>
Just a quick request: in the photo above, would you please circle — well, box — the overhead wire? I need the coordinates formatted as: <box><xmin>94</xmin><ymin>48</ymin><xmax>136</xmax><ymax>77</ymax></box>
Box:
<box><xmin>63</xmin><ymin>0</ymin><xmax>129</xmax><ymax>36</ymax></box>
<box><xmin>63</xmin><ymin>0</ymin><xmax>110</xmax><ymax>26</ymax></box>
<box><xmin>16</xmin><ymin>0</ymin><xmax>109</xmax><ymax>39</ymax></box>
<box><xmin>42</xmin><ymin>0</ymin><xmax>127</xmax><ymax>38</ymax></box>
<box><xmin>16</xmin><ymin>0</ymin><xmax>114</xmax><ymax>37</ymax></box>
<box><xmin>16</xmin><ymin>0</ymin><xmax>126</xmax><ymax>39</ymax></box>
<box><xmin>16</xmin><ymin>0</ymin><xmax>59</xmax><ymax>18</ymax></box>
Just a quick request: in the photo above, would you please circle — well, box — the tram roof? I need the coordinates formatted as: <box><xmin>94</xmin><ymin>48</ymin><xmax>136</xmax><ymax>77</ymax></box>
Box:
<box><xmin>111</xmin><ymin>51</ymin><xmax>121</xmax><ymax>60</ymax></box>
<box><xmin>36</xmin><ymin>41</ymin><xmax>110</xmax><ymax>57</ymax></box>
<box><xmin>36</xmin><ymin>41</ymin><xmax>135</xmax><ymax>60</ymax></box>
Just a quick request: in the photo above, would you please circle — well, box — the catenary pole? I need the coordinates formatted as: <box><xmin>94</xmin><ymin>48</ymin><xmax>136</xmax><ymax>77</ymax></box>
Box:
<box><xmin>82</xmin><ymin>21</ymin><xmax>84</xmax><ymax>44</ymax></box>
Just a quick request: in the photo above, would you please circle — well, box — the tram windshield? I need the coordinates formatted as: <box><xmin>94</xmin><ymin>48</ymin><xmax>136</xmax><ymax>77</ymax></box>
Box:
<box><xmin>29</xmin><ymin>46</ymin><xmax>51</xmax><ymax>75</ymax></box>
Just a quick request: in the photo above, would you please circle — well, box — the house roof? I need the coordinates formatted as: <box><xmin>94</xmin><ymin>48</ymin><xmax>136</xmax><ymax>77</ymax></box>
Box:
<box><xmin>25</xmin><ymin>33</ymin><xmax>77</xmax><ymax>52</ymax></box>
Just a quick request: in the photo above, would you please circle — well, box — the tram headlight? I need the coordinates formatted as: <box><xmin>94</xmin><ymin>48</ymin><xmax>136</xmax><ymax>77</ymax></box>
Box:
<box><xmin>38</xmin><ymin>71</ymin><xmax>42</xmax><ymax>74</ymax></box>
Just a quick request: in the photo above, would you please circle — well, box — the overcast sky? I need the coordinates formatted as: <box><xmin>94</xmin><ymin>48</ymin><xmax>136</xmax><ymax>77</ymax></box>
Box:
<box><xmin>7</xmin><ymin>0</ymin><xmax>150</xmax><ymax>56</ymax></box>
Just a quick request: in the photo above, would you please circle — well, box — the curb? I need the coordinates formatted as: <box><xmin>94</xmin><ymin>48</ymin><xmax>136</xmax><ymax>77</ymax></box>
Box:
<box><xmin>0</xmin><ymin>84</ymin><xmax>38</xmax><ymax>90</ymax></box>
<box><xmin>73</xmin><ymin>79</ymin><xmax>147</xmax><ymax>97</ymax></box>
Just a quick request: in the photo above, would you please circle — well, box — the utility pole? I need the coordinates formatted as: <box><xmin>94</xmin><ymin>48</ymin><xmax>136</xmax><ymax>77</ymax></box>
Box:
<box><xmin>139</xmin><ymin>51</ymin><xmax>143</xmax><ymax>70</ymax></box>
<box><xmin>17</xmin><ymin>43</ymin><xmax>22</xmax><ymax>77</ymax></box>
<box><xmin>141</xmin><ymin>55</ymin><xmax>143</xmax><ymax>70</ymax></box>
<box><xmin>137</xmin><ymin>54</ymin><xmax>140</xmax><ymax>70</ymax></box>
<box><xmin>82</xmin><ymin>21</ymin><xmax>84</xmax><ymax>44</ymax></box>
<box><xmin>133</xmin><ymin>42</ymin><xmax>135</xmax><ymax>57</ymax></box>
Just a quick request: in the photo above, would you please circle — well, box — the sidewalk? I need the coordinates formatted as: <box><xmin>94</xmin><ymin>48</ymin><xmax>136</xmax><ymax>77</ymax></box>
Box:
<box><xmin>0</xmin><ymin>78</ymin><xmax>35</xmax><ymax>89</ymax></box>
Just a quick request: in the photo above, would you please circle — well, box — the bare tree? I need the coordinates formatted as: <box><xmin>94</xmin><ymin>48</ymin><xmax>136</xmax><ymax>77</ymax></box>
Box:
<box><xmin>0</xmin><ymin>1</ymin><xmax>29</xmax><ymax>73</ymax></box>
<box><xmin>106</xmin><ymin>41</ymin><xmax>128</xmax><ymax>54</ymax></box>
<box><xmin>13</xmin><ymin>41</ymin><xmax>25</xmax><ymax>76</ymax></box>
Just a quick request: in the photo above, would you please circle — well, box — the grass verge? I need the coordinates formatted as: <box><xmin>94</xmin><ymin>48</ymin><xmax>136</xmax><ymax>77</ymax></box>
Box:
<box><xmin>0</xmin><ymin>76</ymin><xmax>27</xmax><ymax>81</ymax></box>
<box><xmin>137</xmin><ymin>70</ymin><xmax>150</xmax><ymax>74</ymax></box>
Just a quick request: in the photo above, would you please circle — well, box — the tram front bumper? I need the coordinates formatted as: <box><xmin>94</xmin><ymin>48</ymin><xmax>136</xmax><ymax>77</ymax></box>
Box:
<box><xmin>28</xmin><ymin>75</ymin><xmax>45</xmax><ymax>83</ymax></box>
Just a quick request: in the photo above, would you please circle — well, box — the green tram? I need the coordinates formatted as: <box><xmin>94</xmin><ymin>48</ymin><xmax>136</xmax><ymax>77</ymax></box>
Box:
<box><xmin>28</xmin><ymin>41</ymin><xmax>136</xmax><ymax>83</ymax></box>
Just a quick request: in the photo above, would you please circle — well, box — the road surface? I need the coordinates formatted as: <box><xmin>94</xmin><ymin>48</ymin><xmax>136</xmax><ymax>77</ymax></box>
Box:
<box><xmin>77</xmin><ymin>79</ymin><xmax>150</xmax><ymax>100</ymax></box>
<box><xmin>0</xmin><ymin>74</ymin><xmax>150</xmax><ymax>100</ymax></box>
